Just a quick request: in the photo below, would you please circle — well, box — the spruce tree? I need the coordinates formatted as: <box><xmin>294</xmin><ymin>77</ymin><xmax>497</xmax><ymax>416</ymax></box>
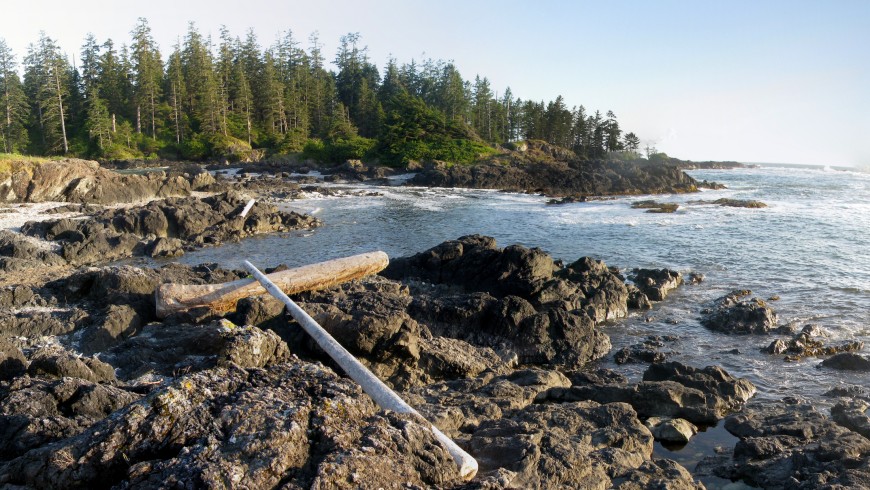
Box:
<box><xmin>0</xmin><ymin>39</ymin><xmax>29</xmax><ymax>153</ymax></box>
<box><xmin>85</xmin><ymin>87</ymin><xmax>111</xmax><ymax>150</ymax></box>
<box><xmin>130</xmin><ymin>18</ymin><xmax>163</xmax><ymax>138</ymax></box>
<box><xmin>23</xmin><ymin>32</ymin><xmax>70</xmax><ymax>154</ymax></box>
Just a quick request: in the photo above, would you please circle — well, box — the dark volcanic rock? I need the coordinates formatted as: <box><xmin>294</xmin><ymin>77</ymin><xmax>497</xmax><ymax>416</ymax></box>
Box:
<box><xmin>100</xmin><ymin>321</ymin><xmax>289</xmax><ymax>381</ymax></box>
<box><xmin>381</xmin><ymin>235</ymin><xmax>639</xmax><ymax>368</ymax></box>
<box><xmin>0</xmin><ymin>230</ymin><xmax>66</xmax><ymax>271</ymax></box>
<box><xmin>699</xmin><ymin>400</ymin><xmax>870</xmax><ymax>489</ymax></box>
<box><xmin>409</xmin><ymin>146</ymin><xmax>702</xmax><ymax>198</ymax></box>
<box><xmin>22</xmin><ymin>191</ymin><xmax>320</xmax><ymax>265</ymax></box>
<box><xmin>0</xmin><ymin>337</ymin><xmax>27</xmax><ymax>380</ymax></box>
<box><xmin>26</xmin><ymin>346</ymin><xmax>117</xmax><ymax>384</ymax></box>
<box><xmin>466</xmin><ymin>401</ymin><xmax>654</xmax><ymax>488</ymax></box>
<box><xmin>631</xmin><ymin>268</ymin><xmax>683</xmax><ymax>301</ymax></box>
<box><xmin>831</xmin><ymin>398</ymin><xmax>870</xmax><ymax>440</ymax></box>
<box><xmin>763</xmin><ymin>324</ymin><xmax>863</xmax><ymax>361</ymax></box>
<box><xmin>0</xmin><ymin>360</ymin><xmax>463</xmax><ymax>489</ymax></box>
<box><xmin>630</xmin><ymin>200</ymin><xmax>679</xmax><ymax>213</ymax></box>
<box><xmin>700</xmin><ymin>290</ymin><xmax>779</xmax><ymax>334</ymax></box>
<box><xmin>820</xmin><ymin>352</ymin><xmax>870</xmax><ymax>371</ymax></box>
<box><xmin>614</xmin><ymin>336</ymin><xmax>677</xmax><ymax>365</ymax></box>
<box><xmin>0</xmin><ymin>376</ymin><xmax>140</xmax><ymax>460</ymax></box>
<box><xmin>541</xmin><ymin>362</ymin><xmax>755</xmax><ymax>425</ymax></box>
<box><xmin>0</xmin><ymin>236</ymin><xmax>718</xmax><ymax>487</ymax></box>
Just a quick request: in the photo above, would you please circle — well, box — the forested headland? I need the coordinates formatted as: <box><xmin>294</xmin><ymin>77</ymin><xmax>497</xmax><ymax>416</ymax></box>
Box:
<box><xmin>0</xmin><ymin>18</ymin><xmax>643</xmax><ymax>165</ymax></box>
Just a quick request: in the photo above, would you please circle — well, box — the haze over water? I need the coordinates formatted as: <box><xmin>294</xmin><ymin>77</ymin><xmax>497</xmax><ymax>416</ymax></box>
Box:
<box><xmin>183</xmin><ymin>164</ymin><xmax>870</xmax><ymax>404</ymax></box>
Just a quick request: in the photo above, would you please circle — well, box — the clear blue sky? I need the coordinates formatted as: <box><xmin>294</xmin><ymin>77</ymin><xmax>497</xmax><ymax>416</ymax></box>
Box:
<box><xmin>3</xmin><ymin>0</ymin><xmax>868</xmax><ymax>166</ymax></box>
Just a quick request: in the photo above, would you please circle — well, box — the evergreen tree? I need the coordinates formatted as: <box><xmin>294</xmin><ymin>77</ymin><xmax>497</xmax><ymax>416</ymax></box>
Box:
<box><xmin>85</xmin><ymin>87</ymin><xmax>111</xmax><ymax>150</ymax></box>
<box><xmin>165</xmin><ymin>42</ymin><xmax>187</xmax><ymax>143</ymax></box>
<box><xmin>622</xmin><ymin>132</ymin><xmax>640</xmax><ymax>153</ymax></box>
<box><xmin>79</xmin><ymin>34</ymin><xmax>101</xmax><ymax>97</ymax></box>
<box><xmin>590</xmin><ymin>110</ymin><xmax>605</xmax><ymax>157</ymax></box>
<box><xmin>23</xmin><ymin>32</ymin><xmax>71</xmax><ymax>154</ymax></box>
<box><xmin>543</xmin><ymin>95</ymin><xmax>572</xmax><ymax>148</ymax></box>
<box><xmin>0</xmin><ymin>39</ymin><xmax>29</xmax><ymax>153</ymax></box>
<box><xmin>472</xmin><ymin>75</ymin><xmax>493</xmax><ymax>141</ymax></box>
<box><xmin>435</xmin><ymin>63</ymin><xmax>469</xmax><ymax>124</ymax></box>
<box><xmin>130</xmin><ymin>18</ymin><xmax>163</xmax><ymax>138</ymax></box>
<box><xmin>97</xmin><ymin>39</ymin><xmax>132</xmax><ymax>123</ymax></box>
<box><xmin>604</xmin><ymin>110</ymin><xmax>622</xmax><ymax>152</ymax></box>
<box><xmin>3</xmin><ymin>22</ymin><xmax>646</xmax><ymax>162</ymax></box>
<box><xmin>570</xmin><ymin>105</ymin><xmax>589</xmax><ymax>157</ymax></box>
<box><xmin>306</xmin><ymin>32</ymin><xmax>336</xmax><ymax>138</ymax></box>
<box><xmin>379</xmin><ymin>57</ymin><xmax>406</xmax><ymax>104</ymax></box>
<box><xmin>181</xmin><ymin>23</ymin><xmax>221</xmax><ymax>135</ymax></box>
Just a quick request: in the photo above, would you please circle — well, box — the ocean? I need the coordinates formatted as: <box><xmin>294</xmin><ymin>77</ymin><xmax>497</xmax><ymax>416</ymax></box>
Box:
<box><xmin>181</xmin><ymin>164</ymin><xmax>870</xmax><ymax>407</ymax></box>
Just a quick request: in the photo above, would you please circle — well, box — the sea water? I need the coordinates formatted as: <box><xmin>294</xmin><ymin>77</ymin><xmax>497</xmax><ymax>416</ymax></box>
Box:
<box><xmin>180</xmin><ymin>164</ymin><xmax>870</xmax><ymax>406</ymax></box>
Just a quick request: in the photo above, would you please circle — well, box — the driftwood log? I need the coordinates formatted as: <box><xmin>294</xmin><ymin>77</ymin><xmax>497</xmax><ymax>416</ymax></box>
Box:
<box><xmin>242</xmin><ymin>259</ymin><xmax>479</xmax><ymax>480</ymax></box>
<box><xmin>155</xmin><ymin>251</ymin><xmax>389</xmax><ymax>318</ymax></box>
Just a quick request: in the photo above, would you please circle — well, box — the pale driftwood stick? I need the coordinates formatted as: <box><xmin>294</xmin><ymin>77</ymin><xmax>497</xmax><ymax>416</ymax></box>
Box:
<box><xmin>239</xmin><ymin>198</ymin><xmax>256</xmax><ymax>218</ymax></box>
<box><xmin>242</xmin><ymin>260</ymin><xmax>479</xmax><ymax>481</ymax></box>
<box><xmin>155</xmin><ymin>251</ymin><xmax>389</xmax><ymax>318</ymax></box>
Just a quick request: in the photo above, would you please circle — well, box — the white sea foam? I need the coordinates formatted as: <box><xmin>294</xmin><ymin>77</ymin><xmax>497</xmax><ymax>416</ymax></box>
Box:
<box><xmin>0</xmin><ymin>202</ymin><xmax>86</xmax><ymax>232</ymax></box>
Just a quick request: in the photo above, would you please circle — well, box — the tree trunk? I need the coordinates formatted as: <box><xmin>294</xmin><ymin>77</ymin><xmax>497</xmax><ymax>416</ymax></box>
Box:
<box><xmin>136</xmin><ymin>105</ymin><xmax>141</xmax><ymax>133</ymax></box>
<box><xmin>3</xmin><ymin>77</ymin><xmax>9</xmax><ymax>152</ymax></box>
<box><xmin>172</xmin><ymin>83</ymin><xmax>180</xmax><ymax>144</ymax></box>
<box><xmin>53</xmin><ymin>62</ymin><xmax>68</xmax><ymax>153</ymax></box>
<box><xmin>150</xmin><ymin>89</ymin><xmax>156</xmax><ymax>138</ymax></box>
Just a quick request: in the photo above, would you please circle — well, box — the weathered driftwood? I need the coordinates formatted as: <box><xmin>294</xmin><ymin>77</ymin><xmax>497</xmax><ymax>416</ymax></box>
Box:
<box><xmin>155</xmin><ymin>251</ymin><xmax>389</xmax><ymax>318</ymax></box>
<box><xmin>242</xmin><ymin>259</ymin><xmax>479</xmax><ymax>481</ymax></box>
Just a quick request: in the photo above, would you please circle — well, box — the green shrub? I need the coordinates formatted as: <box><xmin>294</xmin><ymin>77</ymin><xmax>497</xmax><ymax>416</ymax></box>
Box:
<box><xmin>179</xmin><ymin>135</ymin><xmax>209</xmax><ymax>160</ymax></box>
<box><xmin>301</xmin><ymin>138</ymin><xmax>326</xmax><ymax>161</ymax></box>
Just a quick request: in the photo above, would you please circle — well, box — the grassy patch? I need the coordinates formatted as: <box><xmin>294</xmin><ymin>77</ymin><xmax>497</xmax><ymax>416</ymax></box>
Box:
<box><xmin>0</xmin><ymin>153</ymin><xmax>59</xmax><ymax>177</ymax></box>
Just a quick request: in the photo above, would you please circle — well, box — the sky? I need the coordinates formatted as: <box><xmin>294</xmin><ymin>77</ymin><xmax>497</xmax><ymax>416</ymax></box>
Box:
<box><xmin>2</xmin><ymin>0</ymin><xmax>868</xmax><ymax>166</ymax></box>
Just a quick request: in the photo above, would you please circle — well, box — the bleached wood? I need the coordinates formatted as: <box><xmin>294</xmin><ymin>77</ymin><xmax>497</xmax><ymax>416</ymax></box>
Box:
<box><xmin>242</xmin><ymin>259</ymin><xmax>479</xmax><ymax>481</ymax></box>
<box><xmin>155</xmin><ymin>251</ymin><xmax>389</xmax><ymax>318</ymax></box>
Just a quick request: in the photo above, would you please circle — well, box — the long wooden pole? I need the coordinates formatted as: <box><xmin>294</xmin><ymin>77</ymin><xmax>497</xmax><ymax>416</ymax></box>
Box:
<box><xmin>242</xmin><ymin>259</ymin><xmax>478</xmax><ymax>481</ymax></box>
<box><xmin>155</xmin><ymin>251</ymin><xmax>388</xmax><ymax>318</ymax></box>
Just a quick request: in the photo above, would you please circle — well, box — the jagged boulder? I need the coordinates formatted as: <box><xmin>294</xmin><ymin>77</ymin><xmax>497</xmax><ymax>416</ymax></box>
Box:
<box><xmin>700</xmin><ymin>290</ymin><xmax>779</xmax><ymax>334</ymax></box>
<box><xmin>631</xmin><ymin>268</ymin><xmax>683</xmax><ymax>301</ymax></box>
<box><xmin>820</xmin><ymin>352</ymin><xmax>870</xmax><ymax>371</ymax></box>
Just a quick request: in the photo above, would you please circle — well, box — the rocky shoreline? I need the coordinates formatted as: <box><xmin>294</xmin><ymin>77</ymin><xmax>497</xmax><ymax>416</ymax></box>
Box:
<box><xmin>2</xmin><ymin>159</ymin><xmax>869</xmax><ymax>488</ymax></box>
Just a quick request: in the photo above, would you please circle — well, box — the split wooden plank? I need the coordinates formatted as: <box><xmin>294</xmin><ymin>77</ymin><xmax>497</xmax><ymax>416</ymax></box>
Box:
<box><xmin>155</xmin><ymin>251</ymin><xmax>389</xmax><ymax>318</ymax></box>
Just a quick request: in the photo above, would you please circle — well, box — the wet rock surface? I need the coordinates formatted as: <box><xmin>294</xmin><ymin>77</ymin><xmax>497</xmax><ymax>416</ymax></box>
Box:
<box><xmin>698</xmin><ymin>400</ymin><xmax>870</xmax><ymax>489</ymax></box>
<box><xmin>763</xmin><ymin>324</ymin><xmax>864</xmax><ymax>361</ymax></box>
<box><xmin>614</xmin><ymin>336</ymin><xmax>677</xmax><ymax>365</ymax></box>
<box><xmin>819</xmin><ymin>352</ymin><xmax>870</xmax><ymax>371</ymax></box>
<box><xmin>631</xmin><ymin>268</ymin><xmax>684</xmax><ymax>301</ymax></box>
<box><xmin>700</xmin><ymin>290</ymin><xmax>780</xmax><ymax>334</ymax></box>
